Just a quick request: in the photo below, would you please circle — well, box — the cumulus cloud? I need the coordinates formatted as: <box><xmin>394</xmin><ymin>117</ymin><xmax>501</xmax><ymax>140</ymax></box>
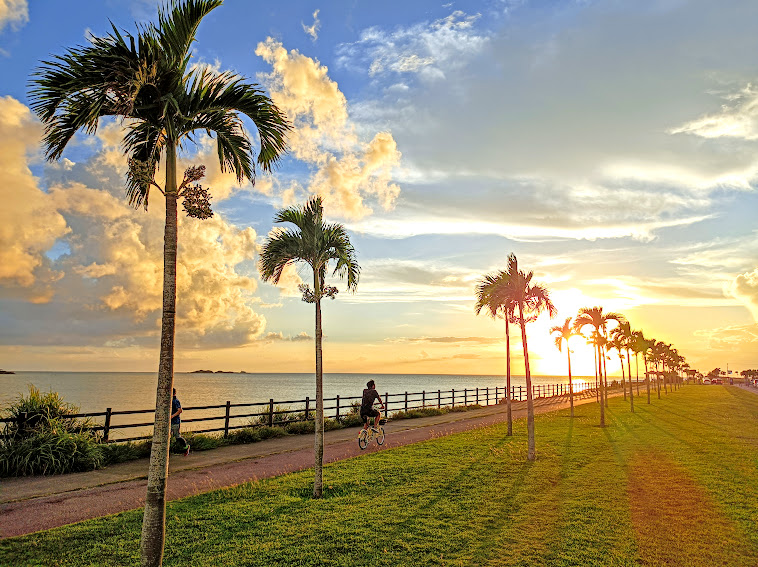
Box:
<box><xmin>0</xmin><ymin>96</ymin><xmax>68</xmax><ymax>301</ymax></box>
<box><xmin>0</xmin><ymin>99</ymin><xmax>269</xmax><ymax>349</ymax></box>
<box><xmin>0</xmin><ymin>0</ymin><xmax>27</xmax><ymax>32</ymax></box>
<box><xmin>302</xmin><ymin>9</ymin><xmax>320</xmax><ymax>41</ymax></box>
<box><xmin>261</xmin><ymin>331</ymin><xmax>313</xmax><ymax>342</ymax></box>
<box><xmin>255</xmin><ymin>38</ymin><xmax>402</xmax><ymax>218</ymax></box>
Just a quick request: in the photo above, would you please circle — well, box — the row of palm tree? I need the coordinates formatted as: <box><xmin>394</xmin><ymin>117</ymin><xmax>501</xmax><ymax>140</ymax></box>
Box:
<box><xmin>476</xmin><ymin>256</ymin><xmax>692</xmax><ymax>458</ymax></box>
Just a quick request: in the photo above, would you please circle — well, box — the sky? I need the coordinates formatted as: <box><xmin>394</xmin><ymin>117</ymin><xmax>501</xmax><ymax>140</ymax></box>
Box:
<box><xmin>1</xmin><ymin>0</ymin><xmax>758</xmax><ymax>377</ymax></box>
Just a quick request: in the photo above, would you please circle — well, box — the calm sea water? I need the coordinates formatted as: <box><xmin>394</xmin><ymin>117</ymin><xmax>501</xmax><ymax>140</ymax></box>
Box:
<box><xmin>1</xmin><ymin>371</ymin><xmax>596</xmax><ymax>440</ymax></box>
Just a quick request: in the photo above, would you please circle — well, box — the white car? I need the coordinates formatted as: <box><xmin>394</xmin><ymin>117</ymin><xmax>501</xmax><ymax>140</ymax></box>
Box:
<box><xmin>703</xmin><ymin>378</ymin><xmax>711</xmax><ymax>385</ymax></box>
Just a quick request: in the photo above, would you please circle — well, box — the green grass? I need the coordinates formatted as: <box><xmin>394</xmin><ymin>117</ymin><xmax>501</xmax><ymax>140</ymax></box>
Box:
<box><xmin>3</xmin><ymin>387</ymin><xmax>758</xmax><ymax>566</ymax></box>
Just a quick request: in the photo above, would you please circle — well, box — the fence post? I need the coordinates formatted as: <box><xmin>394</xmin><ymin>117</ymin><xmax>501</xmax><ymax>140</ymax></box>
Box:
<box><xmin>222</xmin><ymin>401</ymin><xmax>231</xmax><ymax>438</ymax></box>
<box><xmin>496</xmin><ymin>386</ymin><xmax>499</xmax><ymax>402</ymax></box>
<box><xmin>486</xmin><ymin>387</ymin><xmax>489</xmax><ymax>406</ymax></box>
<box><xmin>476</xmin><ymin>387</ymin><xmax>479</xmax><ymax>405</ymax></box>
<box><xmin>385</xmin><ymin>392</ymin><xmax>389</xmax><ymax>417</ymax></box>
<box><xmin>18</xmin><ymin>411</ymin><xmax>27</xmax><ymax>434</ymax></box>
<box><xmin>405</xmin><ymin>391</ymin><xmax>408</xmax><ymax>412</ymax></box>
<box><xmin>452</xmin><ymin>388</ymin><xmax>455</xmax><ymax>407</ymax></box>
<box><xmin>336</xmin><ymin>395</ymin><xmax>340</xmax><ymax>422</ymax></box>
<box><xmin>305</xmin><ymin>396</ymin><xmax>310</xmax><ymax>420</ymax></box>
<box><xmin>422</xmin><ymin>390</ymin><xmax>426</xmax><ymax>408</ymax></box>
<box><xmin>438</xmin><ymin>389</ymin><xmax>441</xmax><ymax>409</ymax></box>
<box><xmin>103</xmin><ymin>407</ymin><xmax>112</xmax><ymax>443</ymax></box>
<box><xmin>464</xmin><ymin>388</ymin><xmax>468</xmax><ymax>406</ymax></box>
<box><xmin>519</xmin><ymin>385</ymin><xmax>523</xmax><ymax>401</ymax></box>
<box><xmin>268</xmin><ymin>398</ymin><xmax>274</xmax><ymax>427</ymax></box>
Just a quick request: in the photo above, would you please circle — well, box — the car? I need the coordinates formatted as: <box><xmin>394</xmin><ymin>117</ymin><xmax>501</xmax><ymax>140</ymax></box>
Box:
<box><xmin>703</xmin><ymin>378</ymin><xmax>711</xmax><ymax>385</ymax></box>
<box><xmin>712</xmin><ymin>377</ymin><xmax>723</xmax><ymax>384</ymax></box>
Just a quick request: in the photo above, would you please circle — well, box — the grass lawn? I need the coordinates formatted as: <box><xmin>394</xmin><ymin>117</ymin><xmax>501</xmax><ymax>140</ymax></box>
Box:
<box><xmin>2</xmin><ymin>386</ymin><xmax>758</xmax><ymax>566</ymax></box>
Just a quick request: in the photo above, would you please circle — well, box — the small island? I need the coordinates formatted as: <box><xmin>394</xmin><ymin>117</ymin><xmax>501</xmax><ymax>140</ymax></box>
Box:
<box><xmin>191</xmin><ymin>370</ymin><xmax>248</xmax><ymax>374</ymax></box>
<box><xmin>0</xmin><ymin>369</ymin><xmax>15</xmax><ymax>374</ymax></box>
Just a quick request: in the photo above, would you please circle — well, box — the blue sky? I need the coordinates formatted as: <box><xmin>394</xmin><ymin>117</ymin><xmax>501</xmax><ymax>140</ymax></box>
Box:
<box><xmin>1</xmin><ymin>0</ymin><xmax>758</xmax><ymax>375</ymax></box>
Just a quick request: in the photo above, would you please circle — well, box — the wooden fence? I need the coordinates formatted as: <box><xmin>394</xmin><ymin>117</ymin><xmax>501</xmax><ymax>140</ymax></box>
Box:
<box><xmin>1</xmin><ymin>381</ymin><xmax>608</xmax><ymax>444</ymax></box>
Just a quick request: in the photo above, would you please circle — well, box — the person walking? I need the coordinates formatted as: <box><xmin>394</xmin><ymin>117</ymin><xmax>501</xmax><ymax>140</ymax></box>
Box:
<box><xmin>171</xmin><ymin>388</ymin><xmax>190</xmax><ymax>456</ymax></box>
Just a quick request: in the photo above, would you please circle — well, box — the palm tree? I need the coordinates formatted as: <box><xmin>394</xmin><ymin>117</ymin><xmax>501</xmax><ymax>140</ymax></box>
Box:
<box><xmin>259</xmin><ymin>196</ymin><xmax>359</xmax><ymax>498</ymax></box>
<box><xmin>608</xmin><ymin>335</ymin><xmax>627</xmax><ymax>401</ymax></box>
<box><xmin>633</xmin><ymin>332</ymin><xmax>654</xmax><ymax>404</ymax></box>
<box><xmin>574</xmin><ymin>307</ymin><xmax>624</xmax><ymax>426</ymax></box>
<box><xmin>29</xmin><ymin>3</ymin><xmax>290</xmax><ymax>564</ymax></box>
<box><xmin>475</xmin><ymin>270</ymin><xmax>517</xmax><ymax>435</ymax></box>
<box><xmin>611</xmin><ymin>320</ymin><xmax>634</xmax><ymax>413</ymax></box>
<box><xmin>550</xmin><ymin>317</ymin><xmax>580</xmax><ymax>417</ymax></box>
<box><xmin>651</xmin><ymin>341</ymin><xmax>669</xmax><ymax>398</ymax></box>
<box><xmin>507</xmin><ymin>254</ymin><xmax>556</xmax><ymax>460</ymax></box>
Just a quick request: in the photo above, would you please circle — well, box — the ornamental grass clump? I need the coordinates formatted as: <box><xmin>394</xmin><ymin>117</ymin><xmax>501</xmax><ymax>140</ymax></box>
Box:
<box><xmin>0</xmin><ymin>386</ymin><xmax>103</xmax><ymax>476</ymax></box>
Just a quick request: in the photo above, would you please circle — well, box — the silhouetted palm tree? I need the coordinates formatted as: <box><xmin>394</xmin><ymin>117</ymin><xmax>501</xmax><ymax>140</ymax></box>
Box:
<box><xmin>29</xmin><ymin>2</ymin><xmax>289</xmax><ymax>564</ymax></box>
<box><xmin>550</xmin><ymin>317</ymin><xmax>580</xmax><ymax>417</ymax></box>
<box><xmin>475</xmin><ymin>269</ymin><xmax>518</xmax><ymax>435</ymax></box>
<box><xmin>507</xmin><ymin>254</ymin><xmax>556</xmax><ymax>460</ymax></box>
<box><xmin>259</xmin><ymin>196</ymin><xmax>359</xmax><ymax>498</ymax></box>
<box><xmin>574</xmin><ymin>307</ymin><xmax>624</xmax><ymax>426</ymax></box>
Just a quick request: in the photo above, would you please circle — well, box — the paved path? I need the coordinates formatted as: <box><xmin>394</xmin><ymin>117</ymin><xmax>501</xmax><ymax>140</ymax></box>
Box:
<box><xmin>0</xmin><ymin>391</ymin><xmax>605</xmax><ymax>539</ymax></box>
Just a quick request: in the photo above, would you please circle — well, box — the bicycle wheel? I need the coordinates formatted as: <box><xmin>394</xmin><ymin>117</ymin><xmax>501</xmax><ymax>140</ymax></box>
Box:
<box><xmin>375</xmin><ymin>426</ymin><xmax>385</xmax><ymax>446</ymax></box>
<box><xmin>358</xmin><ymin>429</ymin><xmax>369</xmax><ymax>450</ymax></box>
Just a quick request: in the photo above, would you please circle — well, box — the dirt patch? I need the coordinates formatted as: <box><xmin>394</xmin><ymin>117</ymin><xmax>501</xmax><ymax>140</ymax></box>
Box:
<box><xmin>627</xmin><ymin>451</ymin><xmax>754</xmax><ymax>566</ymax></box>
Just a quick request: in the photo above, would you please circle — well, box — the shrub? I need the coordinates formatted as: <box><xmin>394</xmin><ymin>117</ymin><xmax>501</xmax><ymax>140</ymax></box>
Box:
<box><xmin>0</xmin><ymin>418</ymin><xmax>103</xmax><ymax>477</ymax></box>
<box><xmin>101</xmin><ymin>440</ymin><xmax>152</xmax><ymax>465</ymax></box>
<box><xmin>0</xmin><ymin>387</ymin><xmax>103</xmax><ymax>477</ymax></box>
<box><xmin>181</xmin><ymin>432</ymin><xmax>224</xmax><ymax>452</ymax></box>
<box><xmin>284</xmin><ymin>421</ymin><xmax>314</xmax><ymax>435</ymax></box>
<box><xmin>257</xmin><ymin>426</ymin><xmax>288</xmax><ymax>440</ymax></box>
<box><xmin>227</xmin><ymin>427</ymin><xmax>261</xmax><ymax>444</ymax></box>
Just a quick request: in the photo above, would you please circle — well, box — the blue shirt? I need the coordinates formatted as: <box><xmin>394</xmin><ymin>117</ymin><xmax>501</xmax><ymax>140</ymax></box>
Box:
<box><xmin>171</xmin><ymin>397</ymin><xmax>181</xmax><ymax>425</ymax></box>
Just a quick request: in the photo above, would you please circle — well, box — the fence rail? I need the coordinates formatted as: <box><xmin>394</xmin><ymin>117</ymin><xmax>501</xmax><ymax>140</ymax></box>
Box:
<box><xmin>1</xmin><ymin>380</ymin><xmax>623</xmax><ymax>443</ymax></box>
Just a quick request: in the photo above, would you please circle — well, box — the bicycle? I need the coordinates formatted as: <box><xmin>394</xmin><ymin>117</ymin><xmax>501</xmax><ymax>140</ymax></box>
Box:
<box><xmin>357</xmin><ymin>416</ymin><xmax>387</xmax><ymax>450</ymax></box>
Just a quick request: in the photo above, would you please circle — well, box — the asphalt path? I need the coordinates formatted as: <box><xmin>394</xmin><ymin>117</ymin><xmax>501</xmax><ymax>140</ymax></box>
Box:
<box><xmin>1</xmin><ymin>390</ymin><xmax>605</xmax><ymax>539</ymax></box>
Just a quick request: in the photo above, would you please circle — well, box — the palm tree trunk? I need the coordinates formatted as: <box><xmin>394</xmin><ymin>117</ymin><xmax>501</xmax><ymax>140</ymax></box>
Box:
<box><xmin>597</xmin><ymin>342</ymin><xmax>605</xmax><ymax>426</ymax></box>
<box><xmin>140</xmin><ymin>143</ymin><xmax>178</xmax><ymax>567</ymax></box>
<box><xmin>635</xmin><ymin>353</ymin><xmax>640</xmax><ymax>396</ymax></box>
<box><xmin>663</xmin><ymin>364</ymin><xmax>668</xmax><ymax>394</ymax></box>
<box><xmin>313</xmin><ymin>279</ymin><xmax>324</xmax><ymax>499</ymax></box>
<box><xmin>645</xmin><ymin>356</ymin><xmax>651</xmax><ymax>404</ymax></box>
<box><xmin>505</xmin><ymin>315</ymin><xmax>512</xmax><ymax>436</ymax></box>
<box><xmin>602</xmin><ymin>345</ymin><xmax>609</xmax><ymax>409</ymax></box>
<box><xmin>594</xmin><ymin>344</ymin><xmax>599</xmax><ymax>404</ymax></box>
<box><xmin>567</xmin><ymin>347</ymin><xmax>574</xmax><ymax>418</ymax></box>
<box><xmin>620</xmin><ymin>356</ymin><xmax>626</xmax><ymax>401</ymax></box>
<box><xmin>518</xmin><ymin>303</ymin><xmax>536</xmax><ymax>461</ymax></box>
<box><xmin>627</xmin><ymin>350</ymin><xmax>634</xmax><ymax>413</ymax></box>
<box><xmin>657</xmin><ymin>362</ymin><xmax>662</xmax><ymax>399</ymax></box>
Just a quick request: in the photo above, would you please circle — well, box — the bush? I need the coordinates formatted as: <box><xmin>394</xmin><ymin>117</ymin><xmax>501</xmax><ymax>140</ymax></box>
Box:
<box><xmin>0</xmin><ymin>387</ymin><xmax>103</xmax><ymax>477</ymax></box>
<box><xmin>101</xmin><ymin>440</ymin><xmax>152</xmax><ymax>465</ymax></box>
<box><xmin>0</xmin><ymin>418</ymin><xmax>103</xmax><ymax>477</ymax></box>
<box><xmin>227</xmin><ymin>427</ymin><xmax>261</xmax><ymax>444</ymax></box>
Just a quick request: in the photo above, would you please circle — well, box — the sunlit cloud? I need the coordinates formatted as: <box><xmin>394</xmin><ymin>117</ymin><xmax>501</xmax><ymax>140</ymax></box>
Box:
<box><xmin>670</xmin><ymin>83</ymin><xmax>758</xmax><ymax>141</ymax></box>
<box><xmin>0</xmin><ymin>0</ymin><xmax>27</xmax><ymax>32</ymax></box>
<box><xmin>255</xmin><ymin>38</ymin><xmax>402</xmax><ymax>219</ymax></box>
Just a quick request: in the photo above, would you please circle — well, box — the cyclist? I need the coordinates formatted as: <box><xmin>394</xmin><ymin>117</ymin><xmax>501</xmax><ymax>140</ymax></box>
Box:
<box><xmin>360</xmin><ymin>379</ymin><xmax>385</xmax><ymax>433</ymax></box>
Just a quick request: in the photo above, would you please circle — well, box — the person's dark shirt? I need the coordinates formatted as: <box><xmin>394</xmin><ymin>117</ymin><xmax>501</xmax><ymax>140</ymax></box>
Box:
<box><xmin>361</xmin><ymin>388</ymin><xmax>380</xmax><ymax>413</ymax></box>
<box><xmin>171</xmin><ymin>396</ymin><xmax>181</xmax><ymax>425</ymax></box>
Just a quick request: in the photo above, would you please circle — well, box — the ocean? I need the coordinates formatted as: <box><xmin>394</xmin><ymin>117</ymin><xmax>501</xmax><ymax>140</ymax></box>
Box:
<box><xmin>1</xmin><ymin>371</ymin><xmax>598</xmax><ymax>440</ymax></box>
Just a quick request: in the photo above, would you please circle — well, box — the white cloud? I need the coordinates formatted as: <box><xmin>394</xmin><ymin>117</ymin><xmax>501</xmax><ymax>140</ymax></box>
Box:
<box><xmin>337</xmin><ymin>10</ymin><xmax>489</xmax><ymax>81</ymax></box>
<box><xmin>302</xmin><ymin>9</ymin><xmax>320</xmax><ymax>41</ymax></box>
<box><xmin>0</xmin><ymin>0</ymin><xmax>27</xmax><ymax>32</ymax></box>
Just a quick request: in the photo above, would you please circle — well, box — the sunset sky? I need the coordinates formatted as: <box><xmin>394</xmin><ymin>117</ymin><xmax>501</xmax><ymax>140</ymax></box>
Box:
<box><xmin>1</xmin><ymin>0</ymin><xmax>758</xmax><ymax>377</ymax></box>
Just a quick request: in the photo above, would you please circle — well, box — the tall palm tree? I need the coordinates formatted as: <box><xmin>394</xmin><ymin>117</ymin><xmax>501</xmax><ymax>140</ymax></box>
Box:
<box><xmin>507</xmin><ymin>254</ymin><xmax>556</xmax><ymax>461</ymax></box>
<box><xmin>475</xmin><ymin>270</ymin><xmax>518</xmax><ymax>435</ymax></box>
<box><xmin>651</xmin><ymin>341</ymin><xmax>669</xmax><ymax>398</ymax></box>
<box><xmin>259</xmin><ymin>196</ymin><xmax>359</xmax><ymax>498</ymax></box>
<box><xmin>574</xmin><ymin>307</ymin><xmax>624</xmax><ymax>426</ymax></box>
<box><xmin>634</xmin><ymin>333</ymin><xmax>654</xmax><ymax>404</ymax></box>
<box><xmin>29</xmin><ymin>3</ymin><xmax>290</xmax><ymax>565</ymax></box>
<box><xmin>550</xmin><ymin>317</ymin><xmax>580</xmax><ymax>417</ymax></box>
<box><xmin>611</xmin><ymin>320</ymin><xmax>634</xmax><ymax>413</ymax></box>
